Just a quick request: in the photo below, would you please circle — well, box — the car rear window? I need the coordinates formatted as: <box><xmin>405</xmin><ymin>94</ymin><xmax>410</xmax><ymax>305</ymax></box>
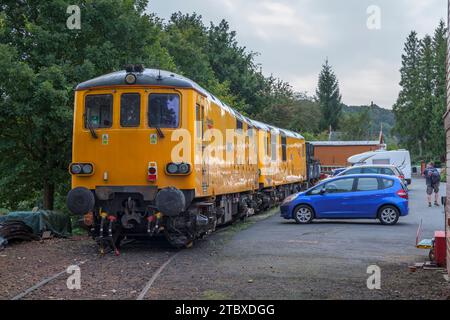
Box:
<box><xmin>363</xmin><ymin>167</ymin><xmax>379</xmax><ymax>174</ymax></box>
<box><xmin>356</xmin><ymin>177</ymin><xmax>379</xmax><ymax>191</ymax></box>
<box><xmin>380</xmin><ymin>178</ymin><xmax>394</xmax><ymax>189</ymax></box>
<box><xmin>380</xmin><ymin>168</ymin><xmax>394</xmax><ymax>175</ymax></box>
<box><xmin>343</xmin><ymin>168</ymin><xmax>363</xmax><ymax>175</ymax></box>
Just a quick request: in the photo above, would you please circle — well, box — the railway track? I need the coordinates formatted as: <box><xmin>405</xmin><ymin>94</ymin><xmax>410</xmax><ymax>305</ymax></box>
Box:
<box><xmin>9</xmin><ymin>246</ymin><xmax>181</xmax><ymax>300</ymax></box>
<box><xmin>7</xmin><ymin>209</ymin><xmax>278</xmax><ymax>300</ymax></box>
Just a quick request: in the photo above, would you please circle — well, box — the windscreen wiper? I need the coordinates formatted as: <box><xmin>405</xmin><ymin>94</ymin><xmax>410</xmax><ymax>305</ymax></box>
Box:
<box><xmin>156</xmin><ymin>126</ymin><xmax>165</xmax><ymax>139</ymax></box>
<box><xmin>84</xmin><ymin>113</ymin><xmax>98</xmax><ymax>139</ymax></box>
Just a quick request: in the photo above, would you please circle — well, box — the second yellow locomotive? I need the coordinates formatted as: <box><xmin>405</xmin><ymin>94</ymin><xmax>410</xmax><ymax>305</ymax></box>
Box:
<box><xmin>67</xmin><ymin>65</ymin><xmax>312</xmax><ymax>249</ymax></box>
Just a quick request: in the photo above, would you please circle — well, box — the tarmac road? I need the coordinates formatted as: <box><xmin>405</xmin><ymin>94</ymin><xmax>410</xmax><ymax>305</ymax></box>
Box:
<box><xmin>149</xmin><ymin>177</ymin><xmax>449</xmax><ymax>300</ymax></box>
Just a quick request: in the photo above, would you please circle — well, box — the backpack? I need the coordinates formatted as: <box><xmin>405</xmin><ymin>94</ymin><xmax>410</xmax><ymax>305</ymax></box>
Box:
<box><xmin>430</xmin><ymin>169</ymin><xmax>441</xmax><ymax>185</ymax></box>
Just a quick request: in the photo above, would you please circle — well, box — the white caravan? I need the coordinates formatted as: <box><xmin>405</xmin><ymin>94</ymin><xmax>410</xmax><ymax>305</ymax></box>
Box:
<box><xmin>347</xmin><ymin>149</ymin><xmax>412</xmax><ymax>184</ymax></box>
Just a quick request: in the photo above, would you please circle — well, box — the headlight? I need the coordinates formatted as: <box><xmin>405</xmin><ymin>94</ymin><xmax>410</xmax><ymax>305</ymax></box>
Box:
<box><xmin>70</xmin><ymin>163</ymin><xmax>94</xmax><ymax>175</ymax></box>
<box><xmin>179</xmin><ymin>163</ymin><xmax>190</xmax><ymax>174</ymax></box>
<box><xmin>283</xmin><ymin>194</ymin><xmax>298</xmax><ymax>203</ymax></box>
<box><xmin>70</xmin><ymin>164</ymin><xmax>82</xmax><ymax>174</ymax></box>
<box><xmin>125</xmin><ymin>73</ymin><xmax>137</xmax><ymax>85</ymax></box>
<box><xmin>82</xmin><ymin>164</ymin><xmax>93</xmax><ymax>174</ymax></box>
<box><xmin>167</xmin><ymin>163</ymin><xmax>179</xmax><ymax>174</ymax></box>
<box><xmin>166</xmin><ymin>163</ymin><xmax>191</xmax><ymax>175</ymax></box>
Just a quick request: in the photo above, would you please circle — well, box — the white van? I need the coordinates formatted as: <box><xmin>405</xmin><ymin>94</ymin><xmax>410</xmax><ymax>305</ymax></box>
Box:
<box><xmin>347</xmin><ymin>149</ymin><xmax>412</xmax><ymax>184</ymax></box>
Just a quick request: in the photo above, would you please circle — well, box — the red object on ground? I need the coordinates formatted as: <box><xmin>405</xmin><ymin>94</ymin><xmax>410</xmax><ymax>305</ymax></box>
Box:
<box><xmin>420</xmin><ymin>160</ymin><xmax>426</xmax><ymax>176</ymax></box>
<box><xmin>434</xmin><ymin>231</ymin><xmax>446</xmax><ymax>267</ymax></box>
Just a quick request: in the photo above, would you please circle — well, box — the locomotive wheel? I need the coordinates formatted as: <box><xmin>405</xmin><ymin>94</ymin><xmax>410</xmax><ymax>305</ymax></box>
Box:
<box><xmin>164</xmin><ymin>230</ymin><xmax>194</xmax><ymax>249</ymax></box>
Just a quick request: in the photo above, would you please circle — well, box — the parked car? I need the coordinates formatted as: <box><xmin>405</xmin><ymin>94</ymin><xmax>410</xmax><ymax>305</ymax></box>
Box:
<box><xmin>331</xmin><ymin>168</ymin><xmax>346</xmax><ymax>176</ymax></box>
<box><xmin>337</xmin><ymin>164</ymin><xmax>407</xmax><ymax>186</ymax></box>
<box><xmin>347</xmin><ymin>149</ymin><xmax>412</xmax><ymax>184</ymax></box>
<box><xmin>280</xmin><ymin>174</ymin><xmax>408</xmax><ymax>225</ymax></box>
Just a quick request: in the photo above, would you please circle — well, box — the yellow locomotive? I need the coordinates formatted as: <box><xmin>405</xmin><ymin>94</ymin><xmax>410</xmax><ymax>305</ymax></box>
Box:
<box><xmin>67</xmin><ymin>65</ymin><xmax>317</xmax><ymax>250</ymax></box>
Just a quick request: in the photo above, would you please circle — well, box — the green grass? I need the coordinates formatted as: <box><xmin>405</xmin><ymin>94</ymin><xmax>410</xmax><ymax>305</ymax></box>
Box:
<box><xmin>201</xmin><ymin>290</ymin><xmax>230</xmax><ymax>300</ymax></box>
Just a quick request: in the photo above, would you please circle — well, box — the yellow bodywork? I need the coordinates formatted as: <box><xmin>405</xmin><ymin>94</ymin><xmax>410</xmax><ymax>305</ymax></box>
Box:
<box><xmin>72</xmin><ymin>86</ymin><xmax>307</xmax><ymax>198</ymax></box>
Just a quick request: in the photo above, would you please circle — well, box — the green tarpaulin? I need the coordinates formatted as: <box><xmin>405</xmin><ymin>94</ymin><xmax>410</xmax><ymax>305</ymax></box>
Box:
<box><xmin>0</xmin><ymin>210</ymin><xmax>72</xmax><ymax>237</ymax></box>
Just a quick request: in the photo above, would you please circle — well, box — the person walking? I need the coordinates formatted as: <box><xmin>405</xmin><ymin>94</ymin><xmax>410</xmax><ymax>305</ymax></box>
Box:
<box><xmin>424</xmin><ymin>162</ymin><xmax>441</xmax><ymax>207</ymax></box>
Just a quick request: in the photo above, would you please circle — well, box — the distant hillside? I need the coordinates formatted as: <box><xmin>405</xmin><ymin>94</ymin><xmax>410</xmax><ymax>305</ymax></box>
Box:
<box><xmin>342</xmin><ymin>104</ymin><xmax>396</xmax><ymax>142</ymax></box>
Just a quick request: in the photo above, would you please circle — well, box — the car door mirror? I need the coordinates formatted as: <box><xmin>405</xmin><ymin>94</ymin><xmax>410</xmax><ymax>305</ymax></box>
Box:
<box><xmin>320</xmin><ymin>188</ymin><xmax>327</xmax><ymax>195</ymax></box>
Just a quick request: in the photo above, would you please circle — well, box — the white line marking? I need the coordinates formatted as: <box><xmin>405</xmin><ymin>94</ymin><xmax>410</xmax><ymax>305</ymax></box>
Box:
<box><xmin>136</xmin><ymin>252</ymin><xmax>180</xmax><ymax>300</ymax></box>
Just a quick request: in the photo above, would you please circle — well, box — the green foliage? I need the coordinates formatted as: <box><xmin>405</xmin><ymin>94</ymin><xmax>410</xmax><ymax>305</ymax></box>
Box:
<box><xmin>393</xmin><ymin>22</ymin><xmax>448</xmax><ymax>160</ymax></box>
<box><xmin>316</xmin><ymin>59</ymin><xmax>342</xmax><ymax>131</ymax></box>
<box><xmin>339</xmin><ymin>109</ymin><xmax>372</xmax><ymax>141</ymax></box>
<box><xmin>0</xmin><ymin>0</ymin><xmax>174</xmax><ymax>210</ymax></box>
<box><xmin>0</xmin><ymin>1</ymin><xmax>406</xmax><ymax>212</ymax></box>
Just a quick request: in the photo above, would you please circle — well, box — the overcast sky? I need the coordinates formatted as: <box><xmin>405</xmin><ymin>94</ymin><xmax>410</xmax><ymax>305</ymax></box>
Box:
<box><xmin>148</xmin><ymin>0</ymin><xmax>447</xmax><ymax>109</ymax></box>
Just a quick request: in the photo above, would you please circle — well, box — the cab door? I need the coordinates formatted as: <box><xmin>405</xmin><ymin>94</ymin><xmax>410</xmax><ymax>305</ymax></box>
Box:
<box><xmin>196</xmin><ymin>102</ymin><xmax>208</xmax><ymax>195</ymax></box>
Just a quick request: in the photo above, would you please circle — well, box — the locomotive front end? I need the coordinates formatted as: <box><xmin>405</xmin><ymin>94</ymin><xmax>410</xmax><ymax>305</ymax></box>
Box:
<box><xmin>67</xmin><ymin>67</ymin><xmax>200</xmax><ymax>250</ymax></box>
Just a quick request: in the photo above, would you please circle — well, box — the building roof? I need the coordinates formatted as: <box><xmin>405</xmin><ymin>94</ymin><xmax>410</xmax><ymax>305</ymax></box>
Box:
<box><xmin>310</xmin><ymin>141</ymin><xmax>381</xmax><ymax>147</ymax></box>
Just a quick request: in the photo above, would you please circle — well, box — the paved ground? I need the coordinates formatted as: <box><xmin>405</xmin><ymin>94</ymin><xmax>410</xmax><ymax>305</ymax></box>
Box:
<box><xmin>1</xmin><ymin>177</ymin><xmax>449</xmax><ymax>300</ymax></box>
<box><xmin>149</xmin><ymin>177</ymin><xmax>450</xmax><ymax>300</ymax></box>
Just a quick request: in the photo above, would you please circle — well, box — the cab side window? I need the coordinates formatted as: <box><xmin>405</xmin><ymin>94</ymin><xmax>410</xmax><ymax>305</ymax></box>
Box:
<box><xmin>120</xmin><ymin>93</ymin><xmax>140</xmax><ymax>127</ymax></box>
<box><xmin>85</xmin><ymin>94</ymin><xmax>113</xmax><ymax>128</ymax></box>
<box><xmin>148</xmin><ymin>94</ymin><xmax>180</xmax><ymax>128</ymax></box>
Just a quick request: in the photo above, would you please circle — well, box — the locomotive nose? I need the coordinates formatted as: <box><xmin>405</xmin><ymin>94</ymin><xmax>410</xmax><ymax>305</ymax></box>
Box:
<box><xmin>155</xmin><ymin>187</ymin><xmax>186</xmax><ymax>216</ymax></box>
<box><xmin>67</xmin><ymin>187</ymin><xmax>95</xmax><ymax>215</ymax></box>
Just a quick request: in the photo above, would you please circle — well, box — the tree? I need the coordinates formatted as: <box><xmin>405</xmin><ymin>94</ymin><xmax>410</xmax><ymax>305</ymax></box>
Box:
<box><xmin>0</xmin><ymin>0</ymin><xmax>174</xmax><ymax>209</ymax></box>
<box><xmin>393</xmin><ymin>25</ymin><xmax>448</xmax><ymax>161</ymax></box>
<box><xmin>393</xmin><ymin>31</ymin><xmax>421</xmax><ymax>156</ymax></box>
<box><xmin>417</xmin><ymin>35</ymin><xmax>434</xmax><ymax>156</ymax></box>
<box><xmin>430</xmin><ymin>20</ymin><xmax>447</xmax><ymax>159</ymax></box>
<box><xmin>340</xmin><ymin>109</ymin><xmax>372</xmax><ymax>141</ymax></box>
<box><xmin>316</xmin><ymin>59</ymin><xmax>342</xmax><ymax>131</ymax></box>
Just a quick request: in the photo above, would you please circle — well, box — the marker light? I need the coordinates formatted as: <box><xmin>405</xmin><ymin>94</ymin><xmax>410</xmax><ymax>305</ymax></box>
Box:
<box><xmin>148</xmin><ymin>162</ymin><xmax>157</xmax><ymax>182</ymax></box>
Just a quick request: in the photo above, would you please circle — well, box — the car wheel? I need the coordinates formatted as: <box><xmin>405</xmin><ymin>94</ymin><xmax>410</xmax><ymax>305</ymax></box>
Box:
<box><xmin>294</xmin><ymin>205</ymin><xmax>314</xmax><ymax>224</ymax></box>
<box><xmin>378</xmin><ymin>205</ymin><xmax>400</xmax><ymax>225</ymax></box>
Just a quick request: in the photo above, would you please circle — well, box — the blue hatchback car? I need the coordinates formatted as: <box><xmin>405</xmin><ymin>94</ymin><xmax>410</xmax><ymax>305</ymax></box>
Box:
<box><xmin>280</xmin><ymin>174</ymin><xmax>408</xmax><ymax>225</ymax></box>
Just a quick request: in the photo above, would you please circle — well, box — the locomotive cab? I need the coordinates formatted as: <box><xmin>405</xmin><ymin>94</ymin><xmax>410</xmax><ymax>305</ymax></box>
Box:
<box><xmin>67</xmin><ymin>67</ymin><xmax>202</xmax><ymax>247</ymax></box>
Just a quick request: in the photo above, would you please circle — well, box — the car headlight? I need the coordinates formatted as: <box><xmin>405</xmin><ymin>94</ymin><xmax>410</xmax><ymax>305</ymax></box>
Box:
<box><xmin>283</xmin><ymin>194</ymin><xmax>298</xmax><ymax>203</ymax></box>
